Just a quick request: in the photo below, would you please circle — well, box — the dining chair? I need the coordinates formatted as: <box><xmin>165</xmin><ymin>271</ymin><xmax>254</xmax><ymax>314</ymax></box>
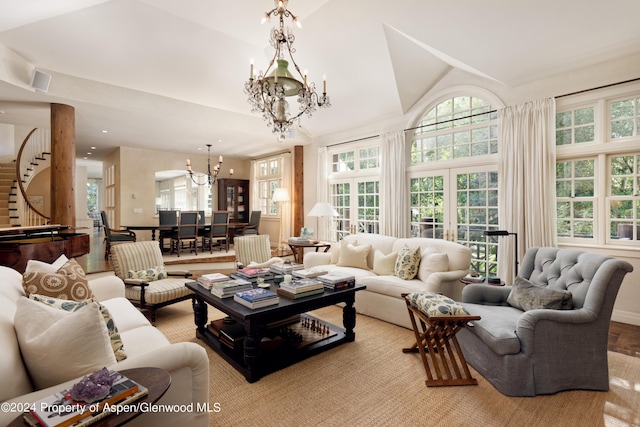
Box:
<box><xmin>100</xmin><ymin>210</ymin><xmax>136</xmax><ymax>260</ymax></box>
<box><xmin>202</xmin><ymin>211</ymin><xmax>230</xmax><ymax>253</ymax></box>
<box><xmin>169</xmin><ymin>211</ymin><xmax>199</xmax><ymax>257</ymax></box>
<box><xmin>158</xmin><ymin>209</ymin><xmax>179</xmax><ymax>252</ymax></box>
<box><xmin>233</xmin><ymin>210</ymin><xmax>262</xmax><ymax>238</ymax></box>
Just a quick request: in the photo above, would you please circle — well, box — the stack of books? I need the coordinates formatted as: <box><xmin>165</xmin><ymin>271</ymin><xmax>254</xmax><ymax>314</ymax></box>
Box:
<box><xmin>292</xmin><ymin>267</ymin><xmax>328</xmax><ymax>279</ymax></box>
<box><xmin>317</xmin><ymin>272</ymin><xmax>356</xmax><ymax>290</ymax></box>
<box><xmin>231</xmin><ymin>267</ymin><xmax>273</xmax><ymax>284</ymax></box>
<box><xmin>269</xmin><ymin>261</ymin><xmax>304</xmax><ymax>275</ymax></box>
<box><xmin>233</xmin><ymin>288</ymin><xmax>279</xmax><ymax>309</ymax></box>
<box><xmin>218</xmin><ymin>323</ymin><xmax>246</xmax><ymax>351</ymax></box>
<box><xmin>277</xmin><ymin>278</ymin><xmax>325</xmax><ymax>299</ymax></box>
<box><xmin>26</xmin><ymin>370</ymin><xmax>148</xmax><ymax>427</ymax></box>
<box><xmin>209</xmin><ymin>278</ymin><xmax>252</xmax><ymax>298</ymax></box>
<box><xmin>197</xmin><ymin>272</ymin><xmax>231</xmax><ymax>290</ymax></box>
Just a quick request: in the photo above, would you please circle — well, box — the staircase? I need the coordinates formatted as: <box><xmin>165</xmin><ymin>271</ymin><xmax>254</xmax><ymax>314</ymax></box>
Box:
<box><xmin>0</xmin><ymin>162</ymin><xmax>18</xmax><ymax>227</ymax></box>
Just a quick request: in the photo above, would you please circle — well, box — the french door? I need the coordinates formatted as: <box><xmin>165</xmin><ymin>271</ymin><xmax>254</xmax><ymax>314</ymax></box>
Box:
<box><xmin>328</xmin><ymin>177</ymin><xmax>380</xmax><ymax>241</ymax></box>
<box><xmin>409</xmin><ymin>165</ymin><xmax>499</xmax><ymax>276</ymax></box>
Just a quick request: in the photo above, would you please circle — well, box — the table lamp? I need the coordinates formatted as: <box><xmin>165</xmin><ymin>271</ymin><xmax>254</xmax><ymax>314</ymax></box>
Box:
<box><xmin>308</xmin><ymin>202</ymin><xmax>339</xmax><ymax>241</ymax></box>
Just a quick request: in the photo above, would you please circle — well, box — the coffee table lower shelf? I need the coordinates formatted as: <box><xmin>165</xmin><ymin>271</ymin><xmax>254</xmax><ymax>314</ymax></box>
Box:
<box><xmin>196</xmin><ymin>314</ymin><xmax>348</xmax><ymax>382</ymax></box>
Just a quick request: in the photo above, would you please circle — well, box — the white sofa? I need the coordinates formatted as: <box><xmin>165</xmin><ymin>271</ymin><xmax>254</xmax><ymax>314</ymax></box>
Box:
<box><xmin>0</xmin><ymin>266</ymin><xmax>210</xmax><ymax>427</ymax></box>
<box><xmin>303</xmin><ymin>233</ymin><xmax>472</xmax><ymax>329</ymax></box>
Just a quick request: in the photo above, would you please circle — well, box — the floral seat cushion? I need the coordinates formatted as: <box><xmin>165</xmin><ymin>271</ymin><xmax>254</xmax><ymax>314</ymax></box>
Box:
<box><xmin>405</xmin><ymin>292</ymin><xmax>470</xmax><ymax>317</ymax></box>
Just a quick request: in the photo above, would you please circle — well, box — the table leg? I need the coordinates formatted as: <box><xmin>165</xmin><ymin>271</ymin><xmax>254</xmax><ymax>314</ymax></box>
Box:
<box><xmin>244</xmin><ymin>324</ymin><xmax>261</xmax><ymax>383</ymax></box>
<box><xmin>192</xmin><ymin>297</ymin><xmax>208</xmax><ymax>335</ymax></box>
<box><xmin>342</xmin><ymin>295</ymin><xmax>356</xmax><ymax>342</ymax></box>
<box><xmin>151</xmin><ymin>229</ymin><xmax>157</xmax><ymax>240</ymax></box>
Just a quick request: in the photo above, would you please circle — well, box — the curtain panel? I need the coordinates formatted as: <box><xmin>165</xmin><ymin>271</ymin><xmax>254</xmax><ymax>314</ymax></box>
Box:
<box><xmin>380</xmin><ymin>130</ymin><xmax>409</xmax><ymax>238</ymax></box>
<box><xmin>497</xmin><ymin>98</ymin><xmax>556</xmax><ymax>284</ymax></box>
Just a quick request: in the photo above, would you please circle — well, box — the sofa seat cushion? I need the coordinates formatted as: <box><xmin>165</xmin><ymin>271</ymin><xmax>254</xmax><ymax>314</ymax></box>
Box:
<box><xmin>359</xmin><ymin>275</ymin><xmax>430</xmax><ymax>298</ymax></box>
<box><xmin>461</xmin><ymin>303</ymin><xmax>522</xmax><ymax>355</ymax></box>
<box><xmin>125</xmin><ymin>278</ymin><xmax>192</xmax><ymax>305</ymax></box>
<box><xmin>312</xmin><ymin>265</ymin><xmax>377</xmax><ymax>282</ymax></box>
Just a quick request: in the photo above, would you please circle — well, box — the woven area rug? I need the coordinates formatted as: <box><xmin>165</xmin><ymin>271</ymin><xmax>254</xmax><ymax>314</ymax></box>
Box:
<box><xmin>155</xmin><ymin>301</ymin><xmax>640</xmax><ymax>427</ymax></box>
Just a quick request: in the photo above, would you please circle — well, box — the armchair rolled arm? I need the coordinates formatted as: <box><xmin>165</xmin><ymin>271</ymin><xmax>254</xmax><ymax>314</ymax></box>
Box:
<box><xmin>89</xmin><ymin>275</ymin><xmax>126</xmax><ymax>300</ymax></box>
<box><xmin>462</xmin><ymin>283</ymin><xmax>511</xmax><ymax>305</ymax></box>
<box><xmin>422</xmin><ymin>269</ymin><xmax>468</xmax><ymax>286</ymax></box>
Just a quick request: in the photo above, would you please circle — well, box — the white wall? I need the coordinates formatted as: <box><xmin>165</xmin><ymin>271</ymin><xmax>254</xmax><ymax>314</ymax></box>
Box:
<box><xmin>303</xmin><ymin>54</ymin><xmax>640</xmax><ymax>325</ymax></box>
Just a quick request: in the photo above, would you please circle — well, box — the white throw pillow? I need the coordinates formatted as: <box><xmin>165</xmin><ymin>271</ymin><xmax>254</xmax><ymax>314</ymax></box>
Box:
<box><xmin>418</xmin><ymin>247</ymin><xmax>450</xmax><ymax>282</ymax></box>
<box><xmin>373</xmin><ymin>250</ymin><xmax>398</xmax><ymax>275</ymax></box>
<box><xmin>337</xmin><ymin>242</ymin><xmax>371</xmax><ymax>270</ymax></box>
<box><xmin>14</xmin><ymin>297</ymin><xmax>116</xmax><ymax>389</ymax></box>
<box><xmin>330</xmin><ymin>239</ymin><xmax>357</xmax><ymax>264</ymax></box>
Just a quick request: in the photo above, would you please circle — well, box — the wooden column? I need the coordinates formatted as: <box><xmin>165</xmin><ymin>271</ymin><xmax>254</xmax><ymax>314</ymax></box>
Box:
<box><xmin>50</xmin><ymin>103</ymin><xmax>76</xmax><ymax>228</ymax></box>
<box><xmin>293</xmin><ymin>145</ymin><xmax>304</xmax><ymax>237</ymax></box>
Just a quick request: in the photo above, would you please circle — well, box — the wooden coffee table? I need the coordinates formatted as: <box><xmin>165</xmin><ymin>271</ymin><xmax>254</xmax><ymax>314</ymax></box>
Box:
<box><xmin>186</xmin><ymin>281</ymin><xmax>365</xmax><ymax>382</ymax></box>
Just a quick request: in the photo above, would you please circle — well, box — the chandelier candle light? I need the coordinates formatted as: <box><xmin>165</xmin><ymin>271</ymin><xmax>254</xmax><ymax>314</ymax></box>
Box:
<box><xmin>244</xmin><ymin>0</ymin><xmax>331</xmax><ymax>142</ymax></box>
<box><xmin>186</xmin><ymin>144</ymin><xmax>233</xmax><ymax>187</ymax></box>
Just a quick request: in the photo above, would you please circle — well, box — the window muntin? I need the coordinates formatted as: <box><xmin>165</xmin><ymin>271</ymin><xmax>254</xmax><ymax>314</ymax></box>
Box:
<box><xmin>332</xmin><ymin>151</ymin><xmax>355</xmax><ymax>172</ymax></box>
<box><xmin>609</xmin><ymin>154</ymin><xmax>640</xmax><ymax>241</ymax></box>
<box><xmin>555</xmin><ymin>106</ymin><xmax>595</xmax><ymax>145</ymax></box>
<box><xmin>610</xmin><ymin>97</ymin><xmax>640</xmax><ymax>140</ymax></box>
<box><xmin>556</xmin><ymin>159</ymin><xmax>595</xmax><ymax>239</ymax></box>
<box><xmin>411</xmin><ymin>96</ymin><xmax>498</xmax><ymax>164</ymax></box>
<box><xmin>256</xmin><ymin>157</ymin><xmax>282</xmax><ymax>216</ymax></box>
<box><xmin>359</xmin><ymin>147</ymin><xmax>380</xmax><ymax>170</ymax></box>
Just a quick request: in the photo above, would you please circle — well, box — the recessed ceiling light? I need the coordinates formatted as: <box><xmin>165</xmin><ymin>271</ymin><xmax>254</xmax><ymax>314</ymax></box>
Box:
<box><xmin>87</xmin><ymin>152</ymin><xmax>92</xmax><ymax>155</ymax></box>
<box><xmin>90</xmin><ymin>146</ymin><xmax>96</xmax><ymax>150</ymax></box>
<box><xmin>101</xmin><ymin>130</ymin><xmax>108</xmax><ymax>134</ymax></box>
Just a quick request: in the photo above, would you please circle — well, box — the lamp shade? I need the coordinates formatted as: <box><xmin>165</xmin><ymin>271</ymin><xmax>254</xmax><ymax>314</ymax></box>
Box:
<box><xmin>272</xmin><ymin>188</ymin><xmax>290</xmax><ymax>202</ymax></box>
<box><xmin>308</xmin><ymin>202</ymin><xmax>339</xmax><ymax>217</ymax></box>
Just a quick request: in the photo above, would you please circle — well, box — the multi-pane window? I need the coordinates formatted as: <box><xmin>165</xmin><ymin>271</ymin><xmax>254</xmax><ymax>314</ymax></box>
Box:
<box><xmin>410</xmin><ymin>176</ymin><xmax>445</xmax><ymax>238</ymax></box>
<box><xmin>556</xmin><ymin>159</ymin><xmax>595</xmax><ymax>239</ymax></box>
<box><xmin>256</xmin><ymin>157</ymin><xmax>282</xmax><ymax>216</ymax></box>
<box><xmin>609</xmin><ymin>154</ymin><xmax>640</xmax><ymax>241</ymax></box>
<box><xmin>357</xmin><ymin>181</ymin><xmax>380</xmax><ymax>233</ymax></box>
<box><xmin>332</xmin><ymin>151</ymin><xmax>355</xmax><ymax>172</ymax></box>
<box><xmin>359</xmin><ymin>147</ymin><xmax>380</xmax><ymax>170</ymax></box>
<box><xmin>556</xmin><ymin>84</ymin><xmax>640</xmax><ymax>246</ymax></box>
<box><xmin>411</xmin><ymin>96</ymin><xmax>498</xmax><ymax>163</ymax></box>
<box><xmin>555</xmin><ymin>106</ymin><xmax>595</xmax><ymax>145</ymax></box>
<box><xmin>610</xmin><ymin>97</ymin><xmax>640</xmax><ymax>139</ymax></box>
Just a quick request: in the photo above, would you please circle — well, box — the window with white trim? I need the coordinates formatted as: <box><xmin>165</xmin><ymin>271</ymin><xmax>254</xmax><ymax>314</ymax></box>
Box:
<box><xmin>256</xmin><ymin>156</ymin><xmax>282</xmax><ymax>216</ymax></box>
<box><xmin>556</xmin><ymin>83</ymin><xmax>640</xmax><ymax>246</ymax></box>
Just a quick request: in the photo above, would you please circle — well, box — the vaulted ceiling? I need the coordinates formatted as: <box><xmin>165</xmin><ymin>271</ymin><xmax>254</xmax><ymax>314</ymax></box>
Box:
<box><xmin>1</xmin><ymin>0</ymin><xmax>639</xmax><ymax>161</ymax></box>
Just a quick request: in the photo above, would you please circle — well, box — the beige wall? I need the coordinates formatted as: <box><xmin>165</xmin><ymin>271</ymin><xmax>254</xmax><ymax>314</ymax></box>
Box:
<box><xmin>110</xmin><ymin>146</ymin><xmax>250</xmax><ymax>241</ymax></box>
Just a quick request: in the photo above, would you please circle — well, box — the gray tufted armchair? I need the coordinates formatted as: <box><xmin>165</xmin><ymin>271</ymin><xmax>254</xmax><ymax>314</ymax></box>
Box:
<box><xmin>457</xmin><ymin>247</ymin><xmax>633</xmax><ymax>396</ymax></box>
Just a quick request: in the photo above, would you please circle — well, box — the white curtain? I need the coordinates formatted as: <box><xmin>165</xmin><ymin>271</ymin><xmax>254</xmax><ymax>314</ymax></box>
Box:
<box><xmin>250</xmin><ymin>159</ymin><xmax>259</xmax><ymax>217</ymax></box>
<box><xmin>316</xmin><ymin>146</ymin><xmax>328</xmax><ymax>204</ymax></box>
<box><xmin>380</xmin><ymin>130</ymin><xmax>409</xmax><ymax>237</ymax></box>
<box><xmin>497</xmin><ymin>98</ymin><xmax>556</xmax><ymax>284</ymax></box>
<box><xmin>281</xmin><ymin>152</ymin><xmax>293</xmax><ymax>242</ymax></box>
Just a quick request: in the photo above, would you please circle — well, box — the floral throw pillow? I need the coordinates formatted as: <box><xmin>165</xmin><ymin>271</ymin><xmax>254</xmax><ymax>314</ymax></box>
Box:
<box><xmin>127</xmin><ymin>265</ymin><xmax>167</xmax><ymax>282</ymax></box>
<box><xmin>22</xmin><ymin>258</ymin><xmax>93</xmax><ymax>301</ymax></box>
<box><xmin>394</xmin><ymin>245</ymin><xmax>421</xmax><ymax>280</ymax></box>
<box><xmin>29</xmin><ymin>294</ymin><xmax>127</xmax><ymax>361</ymax></box>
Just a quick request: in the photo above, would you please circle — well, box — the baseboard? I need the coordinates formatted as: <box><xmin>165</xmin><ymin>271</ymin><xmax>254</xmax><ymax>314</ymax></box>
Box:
<box><xmin>612</xmin><ymin>309</ymin><xmax>640</xmax><ymax>326</ymax></box>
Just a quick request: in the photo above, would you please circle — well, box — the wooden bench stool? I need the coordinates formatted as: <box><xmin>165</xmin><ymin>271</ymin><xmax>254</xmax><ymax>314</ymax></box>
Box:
<box><xmin>402</xmin><ymin>292</ymin><xmax>480</xmax><ymax>387</ymax></box>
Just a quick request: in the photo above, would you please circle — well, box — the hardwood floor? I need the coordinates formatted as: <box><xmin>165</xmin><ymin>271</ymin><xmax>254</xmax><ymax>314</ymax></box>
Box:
<box><xmin>77</xmin><ymin>227</ymin><xmax>640</xmax><ymax>358</ymax></box>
